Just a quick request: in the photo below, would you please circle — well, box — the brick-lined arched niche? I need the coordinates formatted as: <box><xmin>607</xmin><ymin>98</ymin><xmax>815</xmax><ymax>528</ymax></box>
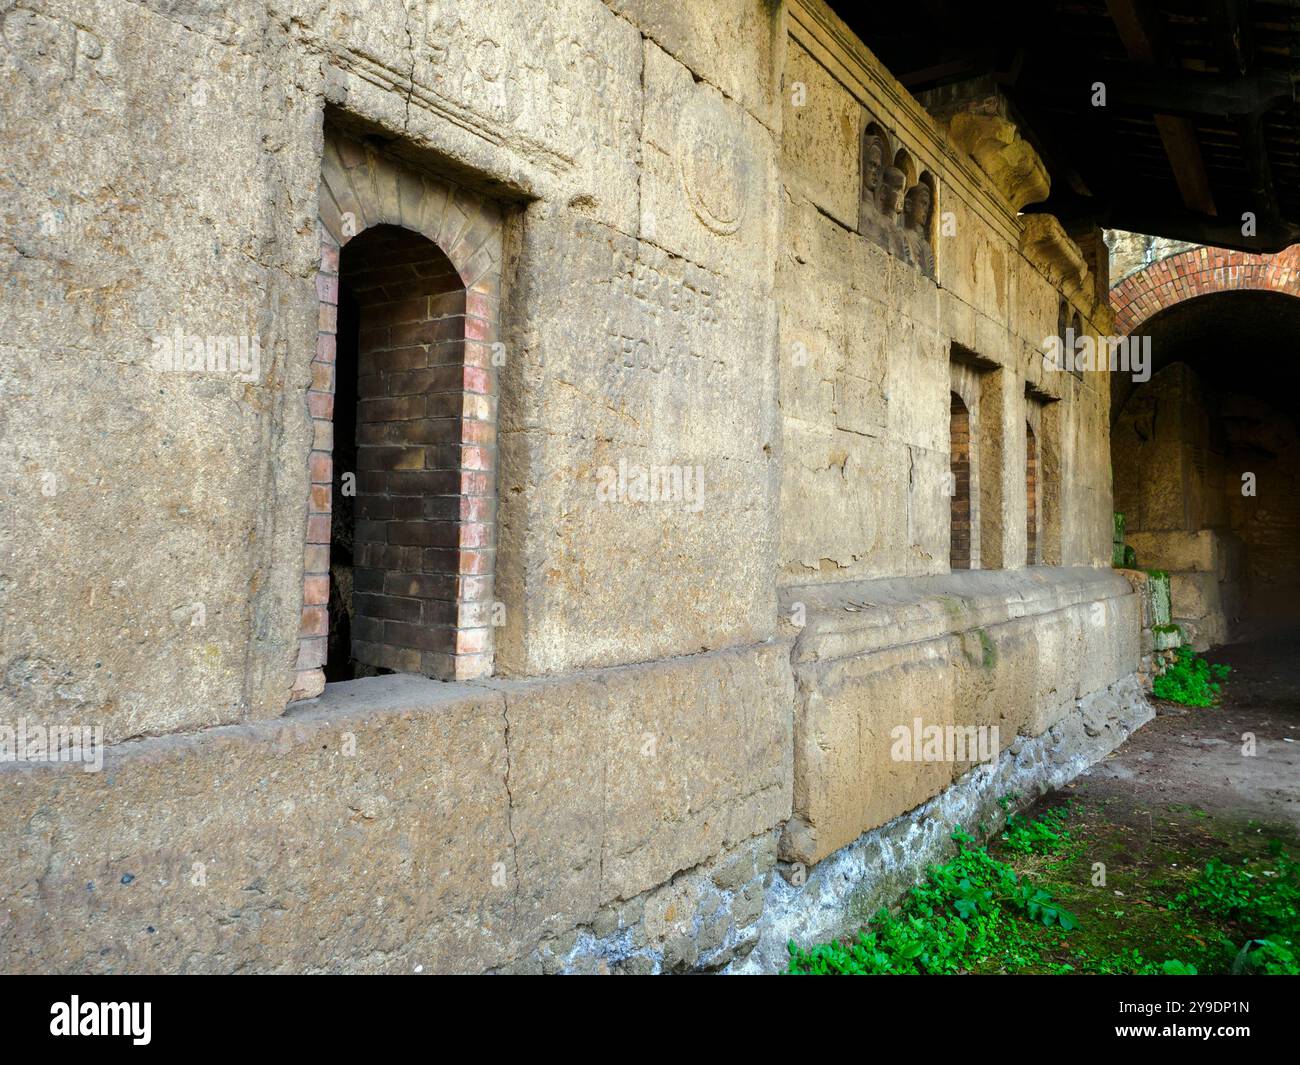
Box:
<box><xmin>291</xmin><ymin>128</ymin><xmax>504</xmax><ymax>701</ymax></box>
<box><xmin>1025</xmin><ymin>392</ymin><xmax>1059</xmax><ymax>566</ymax></box>
<box><xmin>949</xmin><ymin>392</ymin><xmax>972</xmax><ymax>570</ymax></box>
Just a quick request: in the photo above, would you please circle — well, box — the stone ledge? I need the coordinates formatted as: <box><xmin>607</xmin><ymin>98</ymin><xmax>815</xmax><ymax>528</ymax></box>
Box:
<box><xmin>782</xmin><ymin>566</ymin><xmax>1136</xmax><ymax>664</ymax></box>
<box><xmin>736</xmin><ymin>673</ymin><xmax>1153</xmax><ymax>973</ymax></box>
<box><xmin>0</xmin><ymin>642</ymin><xmax>793</xmax><ymax>974</ymax></box>
<box><xmin>782</xmin><ymin>569</ymin><xmax>1141</xmax><ymax>864</ymax></box>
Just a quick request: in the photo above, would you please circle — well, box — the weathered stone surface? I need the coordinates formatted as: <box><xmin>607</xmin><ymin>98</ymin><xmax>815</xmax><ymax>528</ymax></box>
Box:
<box><xmin>1105</xmin><ymin>229</ymin><xmax>1198</xmax><ymax>284</ymax></box>
<box><xmin>1170</xmin><ymin>570</ymin><xmax>1224</xmax><ymax>625</ymax></box>
<box><xmin>486</xmin><ymin>639</ymin><xmax>793</xmax><ymax>930</ymax></box>
<box><xmin>773</xmin><ymin>33</ymin><xmax>1117</xmax><ymax>587</ymax></box>
<box><xmin>1113</xmin><ymin>362</ymin><xmax>1245</xmax><ymax>645</ymax></box>
<box><xmin>787</xmin><ymin>641</ymin><xmax>959</xmax><ymax>862</ymax></box>
<box><xmin>1019</xmin><ymin>215</ymin><xmax>1092</xmax><ymax>306</ymax></box>
<box><xmin>495</xmin><ymin>207</ymin><xmax>779</xmax><ymax>676</ymax></box>
<box><xmin>0</xmin><ymin>643</ymin><xmax>792</xmax><ymax>973</ymax></box>
<box><xmin>639</xmin><ymin>41</ymin><xmax>779</xmax><ymax>283</ymax></box>
<box><xmin>737</xmin><ymin>673</ymin><xmax>1152</xmax><ymax>973</ymax></box>
<box><xmin>782</xmin><ymin>39</ymin><xmax>860</xmax><ymax>228</ymax></box>
<box><xmin>338</xmin><ymin>0</ymin><xmax>646</xmax><ymax>233</ymax></box>
<box><xmin>0</xmin><ymin>0</ymin><xmax>317</xmax><ymax>738</ymax></box>
<box><xmin>1126</xmin><ymin>529</ymin><xmax>1233</xmax><ymax>577</ymax></box>
<box><xmin>1114</xmin><ymin>364</ymin><xmax>1227</xmax><ymax>535</ymax></box>
<box><xmin>0</xmin><ymin>677</ymin><xmax>514</xmax><ymax>973</ymax></box>
<box><xmin>1</xmin><ymin>0</ymin><xmax>1153</xmax><ymax>978</ymax></box>
<box><xmin>604</xmin><ymin>0</ymin><xmax>784</xmax><ymax>129</ymax></box>
<box><xmin>499</xmin><ymin>827</ymin><xmax>780</xmax><ymax>975</ymax></box>
<box><xmin>947</xmin><ymin>112</ymin><xmax>1051</xmax><ymax>213</ymax></box>
<box><xmin>780</xmin><ymin>568</ymin><xmax>1139</xmax><ymax>864</ymax></box>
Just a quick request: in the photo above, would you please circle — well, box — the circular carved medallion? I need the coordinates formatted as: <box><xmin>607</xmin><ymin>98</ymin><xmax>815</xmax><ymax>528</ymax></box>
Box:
<box><xmin>677</xmin><ymin>93</ymin><xmax>750</xmax><ymax>236</ymax></box>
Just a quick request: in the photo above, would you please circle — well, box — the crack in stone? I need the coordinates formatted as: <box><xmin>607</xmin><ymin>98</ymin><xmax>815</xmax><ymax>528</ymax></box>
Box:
<box><xmin>401</xmin><ymin>1</ymin><xmax>416</xmax><ymax>133</ymax></box>
<box><xmin>500</xmin><ymin>690</ymin><xmax>522</xmax><ymax>921</ymax></box>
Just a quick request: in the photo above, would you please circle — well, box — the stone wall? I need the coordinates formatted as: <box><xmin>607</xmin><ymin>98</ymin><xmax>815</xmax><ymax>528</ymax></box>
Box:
<box><xmin>1223</xmin><ymin>397</ymin><xmax>1300</xmax><ymax>621</ymax></box>
<box><xmin>778</xmin><ymin>568</ymin><xmax>1138</xmax><ymax>866</ymax></box>
<box><xmin>1113</xmin><ymin>364</ymin><xmax>1244</xmax><ymax>646</ymax></box>
<box><xmin>0</xmin><ymin>648</ymin><xmax>793</xmax><ymax>973</ymax></box>
<box><xmin>1105</xmin><ymin>230</ymin><xmax>1198</xmax><ymax>286</ymax></box>
<box><xmin>777</xmin><ymin>8</ymin><xmax>1115</xmax><ymax>587</ymax></box>
<box><xmin>1118</xmin><ymin>567</ymin><xmax>1183</xmax><ymax>687</ymax></box>
<box><xmin>1</xmin><ymin>0</ymin><xmax>1146</xmax><ymax>973</ymax></box>
<box><xmin>1106</xmin><ymin>237</ymin><xmax>1300</xmax><ymax>629</ymax></box>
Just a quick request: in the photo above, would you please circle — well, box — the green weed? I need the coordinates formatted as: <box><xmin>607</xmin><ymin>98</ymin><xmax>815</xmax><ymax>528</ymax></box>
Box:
<box><xmin>1152</xmin><ymin>645</ymin><xmax>1231</xmax><ymax>707</ymax></box>
<box><xmin>1002</xmin><ymin>805</ymin><xmax>1071</xmax><ymax>855</ymax></box>
<box><xmin>786</xmin><ymin>826</ymin><xmax>1076</xmax><ymax>975</ymax></box>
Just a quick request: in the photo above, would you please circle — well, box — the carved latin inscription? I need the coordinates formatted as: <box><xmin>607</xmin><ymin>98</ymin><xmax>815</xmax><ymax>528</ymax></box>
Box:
<box><xmin>603</xmin><ymin>238</ymin><xmax>730</xmax><ymax>391</ymax></box>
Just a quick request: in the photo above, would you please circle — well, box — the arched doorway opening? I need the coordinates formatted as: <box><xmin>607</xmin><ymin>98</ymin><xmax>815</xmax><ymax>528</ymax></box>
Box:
<box><xmin>950</xmin><ymin>391</ymin><xmax>972</xmax><ymax>570</ymax></box>
<box><xmin>326</xmin><ymin>224</ymin><xmax>473</xmax><ymax>681</ymax></box>
<box><xmin>1110</xmin><ymin>289</ymin><xmax>1300</xmax><ymax>641</ymax></box>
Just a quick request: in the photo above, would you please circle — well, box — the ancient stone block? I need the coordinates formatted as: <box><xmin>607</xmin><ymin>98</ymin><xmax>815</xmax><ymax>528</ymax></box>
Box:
<box><xmin>0</xmin><ymin>678</ymin><xmax>515</xmax><ymax>974</ymax></box>
<box><xmin>781</xmin><ymin>569</ymin><xmax>1139</xmax><ymax>864</ymax></box>
<box><xmin>0</xmin><ymin>642</ymin><xmax>792</xmax><ymax>974</ymax></box>
<box><xmin>604</xmin><ymin>0</ymin><xmax>782</xmax><ymax>128</ymax></box>
<box><xmin>639</xmin><ymin>42</ymin><xmax>778</xmax><ymax>283</ymax></box>
<box><xmin>495</xmin><ymin>208</ymin><xmax>778</xmax><ymax>676</ymax></box>
<box><xmin>783</xmin><ymin>40</ymin><xmax>860</xmax><ymax>228</ymax></box>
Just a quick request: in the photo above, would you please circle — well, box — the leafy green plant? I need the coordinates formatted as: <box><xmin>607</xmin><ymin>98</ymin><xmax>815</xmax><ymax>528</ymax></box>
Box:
<box><xmin>1176</xmin><ymin>855</ymin><xmax>1299</xmax><ymax>925</ymax></box>
<box><xmin>786</xmin><ymin>827</ymin><xmax>1077</xmax><ymax>975</ymax></box>
<box><xmin>1002</xmin><ymin>806</ymin><xmax>1071</xmax><ymax>855</ymax></box>
<box><xmin>1152</xmin><ymin>645</ymin><xmax>1231</xmax><ymax>707</ymax></box>
<box><xmin>1231</xmin><ymin>938</ymin><xmax>1297</xmax><ymax>975</ymax></box>
<box><xmin>1176</xmin><ymin>855</ymin><xmax>1300</xmax><ymax>975</ymax></box>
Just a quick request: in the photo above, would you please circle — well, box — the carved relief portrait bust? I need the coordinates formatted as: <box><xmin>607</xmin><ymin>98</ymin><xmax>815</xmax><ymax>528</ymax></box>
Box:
<box><xmin>903</xmin><ymin>179</ymin><xmax>935</xmax><ymax>279</ymax></box>
<box><xmin>862</xmin><ymin>165</ymin><xmax>908</xmax><ymax>259</ymax></box>
<box><xmin>858</xmin><ymin>132</ymin><xmax>887</xmax><ymax>234</ymax></box>
<box><xmin>858</xmin><ymin>123</ymin><xmax>938</xmax><ymax>279</ymax></box>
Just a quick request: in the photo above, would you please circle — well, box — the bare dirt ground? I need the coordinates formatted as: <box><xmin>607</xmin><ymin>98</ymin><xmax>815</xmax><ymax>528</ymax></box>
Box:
<box><xmin>1049</xmin><ymin>623</ymin><xmax>1299</xmax><ymax>848</ymax></box>
<box><xmin>1007</xmin><ymin>624</ymin><xmax>1300</xmax><ymax>971</ymax></box>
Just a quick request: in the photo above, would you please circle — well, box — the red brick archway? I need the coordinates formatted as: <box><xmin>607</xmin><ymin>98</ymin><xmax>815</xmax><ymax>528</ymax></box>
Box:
<box><xmin>291</xmin><ymin>129</ymin><xmax>504</xmax><ymax>701</ymax></box>
<box><xmin>1110</xmin><ymin>245</ymin><xmax>1300</xmax><ymax>336</ymax></box>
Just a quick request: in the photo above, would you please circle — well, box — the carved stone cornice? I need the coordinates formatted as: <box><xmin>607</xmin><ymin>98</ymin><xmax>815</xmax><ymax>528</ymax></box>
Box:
<box><xmin>946</xmin><ymin>113</ymin><xmax>1050</xmax><ymax>213</ymax></box>
<box><xmin>1020</xmin><ymin>214</ymin><xmax>1092</xmax><ymax>305</ymax></box>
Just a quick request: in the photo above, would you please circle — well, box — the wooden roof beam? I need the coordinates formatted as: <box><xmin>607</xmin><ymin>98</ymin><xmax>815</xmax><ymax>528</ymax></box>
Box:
<box><xmin>1210</xmin><ymin>0</ymin><xmax>1285</xmax><ymax>225</ymax></box>
<box><xmin>1106</xmin><ymin>0</ymin><xmax>1219</xmax><ymax>216</ymax></box>
<box><xmin>1024</xmin><ymin>65</ymin><xmax>1293</xmax><ymax>117</ymax></box>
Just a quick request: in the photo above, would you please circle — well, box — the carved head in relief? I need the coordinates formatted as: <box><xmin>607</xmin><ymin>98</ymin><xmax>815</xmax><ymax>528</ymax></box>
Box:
<box><xmin>904</xmin><ymin>181</ymin><xmax>932</xmax><ymax>232</ymax></box>
<box><xmin>862</xmin><ymin>135</ymin><xmax>886</xmax><ymax>195</ymax></box>
<box><xmin>876</xmin><ymin>166</ymin><xmax>906</xmax><ymax>218</ymax></box>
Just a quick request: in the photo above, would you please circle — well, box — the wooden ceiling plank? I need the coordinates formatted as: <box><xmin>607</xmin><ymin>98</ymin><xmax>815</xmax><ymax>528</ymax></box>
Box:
<box><xmin>1106</xmin><ymin>0</ymin><xmax>1220</xmax><ymax>216</ymax></box>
